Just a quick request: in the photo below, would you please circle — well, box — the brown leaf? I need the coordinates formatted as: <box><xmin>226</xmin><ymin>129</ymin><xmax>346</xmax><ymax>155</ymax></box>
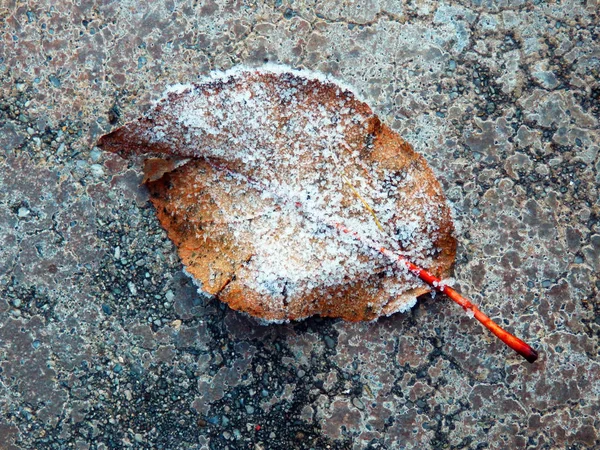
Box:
<box><xmin>141</xmin><ymin>158</ymin><xmax>177</xmax><ymax>184</ymax></box>
<box><xmin>98</xmin><ymin>67</ymin><xmax>456</xmax><ymax>322</ymax></box>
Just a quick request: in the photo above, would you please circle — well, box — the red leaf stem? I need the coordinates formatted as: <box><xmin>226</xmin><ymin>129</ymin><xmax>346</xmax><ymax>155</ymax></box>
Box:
<box><xmin>335</xmin><ymin>223</ymin><xmax>539</xmax><ymax>363</ymax></box>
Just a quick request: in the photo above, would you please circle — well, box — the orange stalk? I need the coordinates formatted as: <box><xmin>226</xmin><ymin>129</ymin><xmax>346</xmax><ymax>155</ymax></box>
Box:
<box><xmin>335</xmin><ymin>222</ymin><xmax>539</xmax><ymax>363</ymax></box>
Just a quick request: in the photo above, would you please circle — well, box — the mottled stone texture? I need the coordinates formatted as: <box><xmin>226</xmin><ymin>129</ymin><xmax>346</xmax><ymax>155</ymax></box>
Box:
<box><xmin>0</xmin><ymin>0</ymin><xmax>598</xmax><ymax>448</ymax></box>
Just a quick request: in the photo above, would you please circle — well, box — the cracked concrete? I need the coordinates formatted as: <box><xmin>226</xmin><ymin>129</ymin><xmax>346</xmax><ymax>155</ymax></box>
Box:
<box><xmin>1</xmin><ymin>0</ymin><xmax>599</xmax><ymax>448</ymax></box>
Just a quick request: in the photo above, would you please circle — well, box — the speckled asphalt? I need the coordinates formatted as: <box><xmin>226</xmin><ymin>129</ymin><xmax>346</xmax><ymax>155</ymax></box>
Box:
<box><xmin>1</xmin><ymin>1</ymin><xmax>599</xmax><ymax>449</ymax></box>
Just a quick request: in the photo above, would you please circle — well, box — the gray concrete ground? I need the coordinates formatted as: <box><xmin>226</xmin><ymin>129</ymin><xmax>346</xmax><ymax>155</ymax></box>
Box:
<box><xmin>1</xmin><ymin>1</ymin><xmax>599</xmax><ymax>448</ymax></box>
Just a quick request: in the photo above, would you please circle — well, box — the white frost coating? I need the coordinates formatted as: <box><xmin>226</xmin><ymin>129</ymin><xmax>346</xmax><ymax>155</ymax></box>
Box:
<box><xmin>164</xmin><ymin>83</ymin><xmax>193</xmax><ymax>96</ymax></box>
<box><xmin>139</xmin><ymin>67</ymin><xmax>452</xmax><ymax>316</ymax></box>
<box><xmin>397</xmin><ymin>296</ymin><xmax>418</xmax><ymax>313</ymax></box>
<box><xmin>183</xmin><ymin>267</ymin><xmax>207</xmax><ymax>293</ymax></box>
<box><xmin>161</xmin><ymin>63</ymin><xmax>368</xmax><ymax>105</ymax></box>
<box><xmin>183</xmin><ymin>267</ymin><xmax>294</xmax><ymax>325</ymax></box>
<box><xmin>439</xmin><ymin>277</ymin><xmax>456</xmax><ymax>288</ymax></box>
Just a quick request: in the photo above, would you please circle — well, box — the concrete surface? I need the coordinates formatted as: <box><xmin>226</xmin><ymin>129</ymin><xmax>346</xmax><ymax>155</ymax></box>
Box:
<box><xmin>1</xmin><ymin>0</ymin><xmax>599</xmax><ymax>448</ymax></box>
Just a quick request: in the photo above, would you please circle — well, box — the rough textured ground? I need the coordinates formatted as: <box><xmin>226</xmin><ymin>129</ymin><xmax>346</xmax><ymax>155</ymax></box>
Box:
<box><xmin>1</xmin><ymin>1</ymin><xmax>599</xmax><ymax>449</ymax></box>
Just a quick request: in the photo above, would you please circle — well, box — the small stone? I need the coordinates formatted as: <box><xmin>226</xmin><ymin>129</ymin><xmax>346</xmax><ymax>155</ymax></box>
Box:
<box><xmin>113</xmin><ymin>364</ymin><xmax>123</xmax><ymax>373</ymax></box>
<box><xmin>535</xmin><ymin>164</ymin><xmax>550</xmax><ymax>176</ymax></box>
<box><xmin>89</xmin><ymin>147</ymin><xmax>102</xmax><ymax>162</ymax></box>
<box><xmin>352</xmin><ymin>397</ymin><xmax>365</xmax><ymax>410</ymax></box>
<box><xmin>76</xmin><ymin>160</ymin><xmax>88</xmax><ymax>170</ymax></box>
<box><xmin>90</xmin><ymin>164</ymin><xmax>104</xmax><ymax>177</ymax></box>
<box><xmin>324</xmin><ymin>335</ymin><xmax>335</xmax><ymax>349</ymax></box>
<box><xmin>12</xmin><ymin>298</ymin><xmax>22</xmax><ymax>308</ymax></box>
<box><xmin>48</xmin><ymin>75</ymin><xmax>61</xmax><ymax>88</ymax></box>
<box><xmin>134</xmin><ymin>433</ymin><xmax>143</xmax><ymax>443</ymax></box>
<box><xmin>171</xmin><ymin>319</ymin><xmax>182</xmax><ymax>330</ymax></box>
<box><xmin>128</xmin><ymin>282</ymin><xmax>138</xmax><ymax>295</ymax></box>
<box><xmin>549</xmin><ymin>157</ymin><xmax>562</xmax><ymax>167</ymax></box>
<box><xmin>17</xmin><ymin>207</ymin><xmax>30</xmax><ymax>218</ymax></box>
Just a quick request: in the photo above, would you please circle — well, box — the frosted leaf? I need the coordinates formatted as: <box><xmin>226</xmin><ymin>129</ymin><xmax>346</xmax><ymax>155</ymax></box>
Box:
<box><xmin>98</xmin><ymin>66</ymin><xmax>456</xmax><ymax>322</ymax></box>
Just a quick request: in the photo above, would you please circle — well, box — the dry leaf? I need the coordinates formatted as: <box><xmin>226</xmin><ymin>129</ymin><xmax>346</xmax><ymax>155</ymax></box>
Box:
<box><xmin>98</xmin><ymin>67</ymin><xmax>456</xmax><ymax>322</ymax></box>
